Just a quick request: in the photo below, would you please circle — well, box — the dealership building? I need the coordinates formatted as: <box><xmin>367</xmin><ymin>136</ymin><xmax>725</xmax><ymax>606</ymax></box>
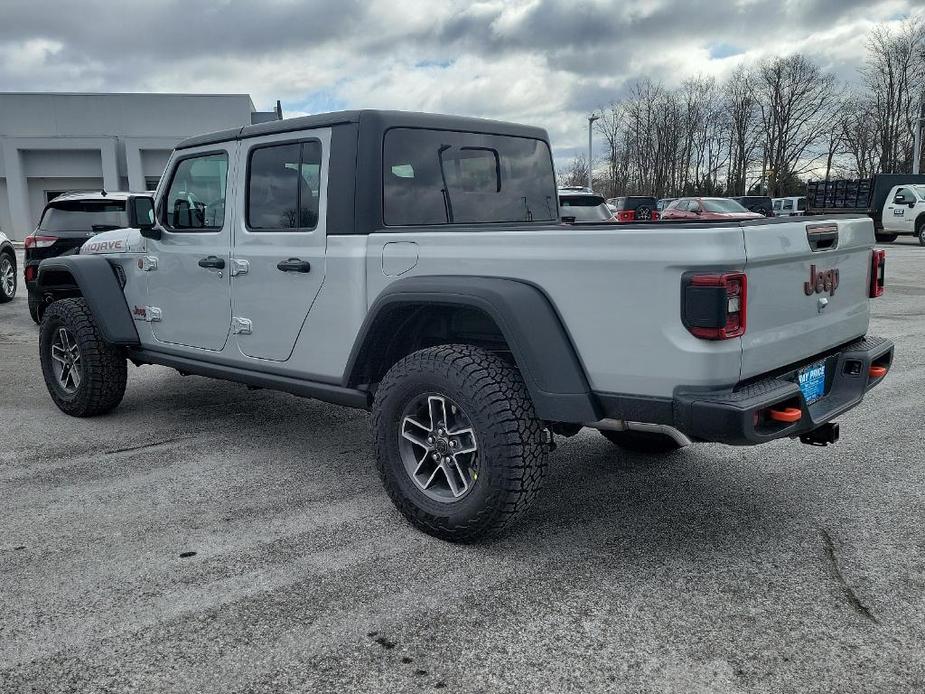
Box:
<box><xmin>0</xmin><ymin>92</ymin><xmax>279</xmax><ymax>240</ymax></box>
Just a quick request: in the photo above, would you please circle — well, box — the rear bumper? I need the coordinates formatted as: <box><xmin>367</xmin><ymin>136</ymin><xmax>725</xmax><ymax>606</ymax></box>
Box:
<box><xmin>595</xmin><ymin>336</ymin><xmax>894</xmax><ymax>446</ymax></box>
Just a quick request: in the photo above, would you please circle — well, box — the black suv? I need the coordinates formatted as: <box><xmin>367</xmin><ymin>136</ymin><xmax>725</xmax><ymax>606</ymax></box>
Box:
<box><xmin>729</xmin><ymin>196</ymin><xmax>774</xmax><ymax>217</ymax></box>
<box><xmin>24</xmin><ymin>192</ymin><xmax>131</xmax><ymax>322</ymax></box>
<box><xmin>607</xmin><ymin>196</ymin><xmax>658</xmax><ymax>221</ymax></box>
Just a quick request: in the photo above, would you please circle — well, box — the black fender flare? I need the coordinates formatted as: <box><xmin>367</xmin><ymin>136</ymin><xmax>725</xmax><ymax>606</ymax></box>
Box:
<box><xmin>36</xmin><ymin>255</ymin><xmax>140</xmax><ymax>345</ymax></box>
<box><xmin>344</xmin><ymin>276</ymin><xmax>601</xmax><ymax>423</ymax></box>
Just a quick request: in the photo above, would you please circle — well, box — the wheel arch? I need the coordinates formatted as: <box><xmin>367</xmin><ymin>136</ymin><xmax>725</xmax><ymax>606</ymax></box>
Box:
<box><xmin>344</xmin><ymin>276</ymin><xmax>601</xmax><ymax>423</ymax></box>
<box><xmin>36</xmin><ymin>256</ymin><xmax>139</xmax><ymax>345</ymax></box>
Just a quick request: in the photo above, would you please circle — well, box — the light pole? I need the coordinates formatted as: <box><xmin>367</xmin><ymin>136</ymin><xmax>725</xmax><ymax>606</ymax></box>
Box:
<box><xmin>914</xmin><ymin>98</ymin><xmax>924</xmax><ymax>174</ymax></box>
<box><xmin>587</xmin><ymin>114</ymin><xmax>599</xmax><ymax>191</ymax></box>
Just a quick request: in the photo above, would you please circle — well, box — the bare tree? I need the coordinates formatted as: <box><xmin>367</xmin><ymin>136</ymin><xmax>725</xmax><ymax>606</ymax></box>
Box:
<box><xmin>754</xmin><ymin>55</ymin><xmax>838</xmax><ymax>196</ymax></box>
<box><xmin>839</xmin><ymin>96</ymin><xmax>879</xmax><ymax>177</ymax></box>
<box><xmin>559</xmin><ymin>154</ymin><xmax>590</xmax><ymax>188</ymax></box>
<box><xmin>861</xmin><ymin>15</ymin><xmax>925</xmax><ymax>172</ymax></box>
<box><xmin>725</xmin><ymin>67</ymin><xmax>762</xmax><ymax>195</ymax></box>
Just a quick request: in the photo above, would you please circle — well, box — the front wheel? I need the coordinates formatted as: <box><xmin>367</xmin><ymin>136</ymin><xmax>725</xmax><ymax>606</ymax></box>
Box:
<box><xmin>875</xmin><ymin>233</ymin><xmax>898</xmax><ymax>243</ymax></box>
<box><xmin>917</xmin><ymin>222</ymin><xmax>925</xmax><ymax>246</ymax></box>
<box><xmin>39</xmin><ymin>298</ymin><xmax>127</xmax><ymax>417</ymax></box>
<box><xmin>373</xmin><ymin>344</ymin><xmax>548</xmax><ymax>542</ymax></box>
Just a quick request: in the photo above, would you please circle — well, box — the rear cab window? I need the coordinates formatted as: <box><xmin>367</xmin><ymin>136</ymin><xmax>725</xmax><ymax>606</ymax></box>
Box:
<box><xmin>383</xmin><ymin>128</ymin><xmax>557</xmax><ymax>226</ymax></box>
<box><xmin>39</xmin><ymin>200</ymin><xmax>128</xmax><ymax>232</ymax></box>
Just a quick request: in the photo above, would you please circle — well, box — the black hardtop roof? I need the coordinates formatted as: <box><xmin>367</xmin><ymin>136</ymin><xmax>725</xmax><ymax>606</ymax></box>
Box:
<box><xmin>176</xmin><ymin>109</ymin><xmax>550</xmax><ymax>151</ymax></box>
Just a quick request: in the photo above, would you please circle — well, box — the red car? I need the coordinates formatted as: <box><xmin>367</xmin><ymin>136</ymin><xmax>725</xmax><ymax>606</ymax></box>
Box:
<box><xmin>660</xmin><ymin>197</ymin><xmax>764</xmax><ymax>221</ymax></box>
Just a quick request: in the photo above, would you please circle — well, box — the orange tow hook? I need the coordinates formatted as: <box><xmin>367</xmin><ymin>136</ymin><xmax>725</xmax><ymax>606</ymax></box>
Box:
<box><xmin>868</xmin><ymin>365</ymin><xmax>888</xmax><ymax>379</ymax></box>
<box><xmin>768</xmin><ymin>406</ymin><xmax>802</xmax><ymax>423</ymax></box>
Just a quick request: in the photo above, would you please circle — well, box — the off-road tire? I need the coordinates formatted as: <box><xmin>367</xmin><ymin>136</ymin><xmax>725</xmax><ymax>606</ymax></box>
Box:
<box><xmin>600</xmin><ymin>429</ymin><xmax>684</xmax><ymax>454</ymax></box>
<box><xmin>373</xmin><ymin>344</ymin><xmax>548</xmax><ymax>542</ymax></box>
<box><xmin>0</xmin><ymin>251</ymin><xmax>15</xmax><ymax>303</ymax></box>
<box><xmin>28</xmin><ymin>292</ymin><xmax>42</xmax><ymax>323</ymax></box>
<box><xmin>875</xmin><ymin>233</ymin><xmax>898</xmax><ymax>243</ymax></box>
<box><xmin>39</xmin><ymin>298</ymin><xmax>127</xmax><ymax>417</ymax></box>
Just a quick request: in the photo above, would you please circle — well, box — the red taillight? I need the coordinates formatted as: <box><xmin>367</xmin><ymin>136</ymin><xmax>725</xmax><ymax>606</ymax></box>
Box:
<box><xmin>870</xmin><ymin>249</ymin><xmax>885</xmax><ymax>298</ymax></box>
<box><xmin>651</xmin><ymin>210</ymin><xmax>660</xmax><ymax>221</ymax></box>
<box><xmin>682</xmin><ymin>272</ymin><xmax>747</xmax><ymax>340</ymax></box>
<box><xmin>24</xmin><ymin>265</ymin><xmax>36</xmax><ymax>282</ymax></box>
<box><xmin>24</xmin><ymin>234</ymin><xmax>57</xmax><ymax>249</ymax></box>
<box><xmin>617</xmin><ymin>210</ymin><xmax>635</xmax><ymax>222</ymax></box>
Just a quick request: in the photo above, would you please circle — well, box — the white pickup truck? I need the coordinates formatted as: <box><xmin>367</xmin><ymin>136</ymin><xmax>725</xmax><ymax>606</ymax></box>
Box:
<box><xmin>880</xmin><ymin>183</ymin><xmax>925</xmax><ymax>244</ymax></box>
<box><xmin>807</xmin><ymin>174</ymin><xmax>925</xmax><ymax>244</ymax></box>
<box><xmin>33</xmin><ymin>110</ymin><xmax>893</xmax><ymax>541</ymax></box>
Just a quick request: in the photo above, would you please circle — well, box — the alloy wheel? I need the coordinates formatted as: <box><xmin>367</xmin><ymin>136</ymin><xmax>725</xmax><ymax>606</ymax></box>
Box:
<box><xmin>0</xmin><ymin>258</ymin><xmax>13</xmax><ymax>297</ymax></box>
<box><xmin>399</xmin><ymin>394</ymin><xmax>479</xmax><ymax>502</ymax></box>
<box><xmin>50</xmin><ymin>326</ymin><xmax>82</xmax><ymax>393</ymax></box>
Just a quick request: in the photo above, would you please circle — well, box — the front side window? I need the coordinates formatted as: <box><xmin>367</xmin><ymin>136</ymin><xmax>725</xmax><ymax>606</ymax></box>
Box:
<box><xmin>164</xmin><ymin>152</ymin><xmax>228</xmax><ymax>230</ymax></box>
<box><xmin>798</xmin><ymin>197</ymin><xmax>807</xmax><ymax>211</ymax></box>
<box><xmin>246</xmin><ymin>141</ymin><xmax>322</xmax><ymax>231</ymax></box>
<box><xmin>383</xmin><ymin>128</ymin><xmax>557</xmax><ymax>226</ymax></box>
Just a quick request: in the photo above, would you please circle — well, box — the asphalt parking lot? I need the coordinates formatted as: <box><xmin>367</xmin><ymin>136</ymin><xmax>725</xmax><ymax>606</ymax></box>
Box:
<box><xmin>1</xmin><ymin>243</ymin><xmax>924</xmax><ymax>694</ymax></box>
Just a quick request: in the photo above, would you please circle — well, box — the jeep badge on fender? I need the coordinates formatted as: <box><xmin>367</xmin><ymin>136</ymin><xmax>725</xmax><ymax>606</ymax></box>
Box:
<box><xmin>804</xmin><ymin>265</ymin><xmax>839</xmax><ymax>296</ymax></box>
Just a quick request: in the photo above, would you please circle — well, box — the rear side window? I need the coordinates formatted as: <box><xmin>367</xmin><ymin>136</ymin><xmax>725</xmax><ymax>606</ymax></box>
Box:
<box><xmin>39</xmin><ymin>200</ymin><xmax>128</xmax><ymax>232</ymax></box>
<box><xmin>383</xmin><ymin>128</ymin><xmax>557</xmax><ymax>226</ymax></box>
<box><xmin>164</xmin><ymin>152</ymin><xmax>228</xmax><ymax>230</ymax></box>
<box><xmin>247</xmin><ymin>140</ymin><xmax>322</xmax><ymax>231</ymax></box>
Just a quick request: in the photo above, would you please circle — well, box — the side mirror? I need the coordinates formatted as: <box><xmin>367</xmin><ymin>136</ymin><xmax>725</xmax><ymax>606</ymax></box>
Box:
<box><xmin>894</xmin><ymin>194</ymin><xmax>904</xmax><ymax>204</ymax></box>
<box><xmin>127</xmin><ymin>195</ymin><xmax>160</xmax><ymax>239</ymax></box>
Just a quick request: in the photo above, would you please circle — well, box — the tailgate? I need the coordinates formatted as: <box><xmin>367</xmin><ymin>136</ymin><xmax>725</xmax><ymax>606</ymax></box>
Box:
<box><xmin>740</xmin><ymin>217</ymin><xmax>873</xmax><ymax>380</ymax></box>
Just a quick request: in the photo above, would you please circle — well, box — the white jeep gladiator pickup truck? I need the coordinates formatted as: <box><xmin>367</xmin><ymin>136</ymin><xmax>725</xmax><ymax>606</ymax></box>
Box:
<box><xmin>34</xmin><ymin>110</ymin><xmax>893</xmax><ymax>541</ymax></box>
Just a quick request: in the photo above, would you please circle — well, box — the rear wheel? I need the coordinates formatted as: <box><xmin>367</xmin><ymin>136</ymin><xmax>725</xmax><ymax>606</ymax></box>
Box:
<box><xmin>373</xmin><ymin>344</ymin><xmax>548</xmax><ymax>542</ymax></box>
<box><xmin>28</xmin><ymin>292</ymin><xmax>42</xmax><ymax>323</ymax></box>
<box><xmin>0</xmin><ymin>252</ymin><xmax>15</xmax><ymax>303</ymax></box>
<box><xmin>600</xmin><ymin>429</ymin><xmax>684</xmax><ymax>454</ymax></box>
<box><xmin>875</xmin><ymin>233</ymin><xmax>898</xmax><ymax>243</ymax></box>
<box><xmin>39</xmin><ymin>298</ymin><xmax>127</xmax><ymax>417</ymax></box>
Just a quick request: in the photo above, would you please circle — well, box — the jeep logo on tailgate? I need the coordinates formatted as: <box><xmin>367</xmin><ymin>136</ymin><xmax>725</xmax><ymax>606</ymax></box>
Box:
<box><xmin>804</xmin><ymin>265</ymin><xmax>839</xmax><ymax>296</ymax></box>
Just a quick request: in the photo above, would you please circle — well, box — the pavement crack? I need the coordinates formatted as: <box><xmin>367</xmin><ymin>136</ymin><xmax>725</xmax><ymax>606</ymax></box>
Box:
<box><xmin>820</xmin><ymin>528</ymin><xmax>879</xmax><ymax>625</ymax></box>
<box><xmin>102</xmin><ymin>436</ymin><xmax>192</xmax><ymax>456</ymax></box>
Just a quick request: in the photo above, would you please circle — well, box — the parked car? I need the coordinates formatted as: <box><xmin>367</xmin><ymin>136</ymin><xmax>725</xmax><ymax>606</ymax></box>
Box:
<box><xmin>661</xmin><ymin>197</ymin><xmax>764</xmax><ymax>221</ymax></box>
<box><xmin>0</xmin><ymin>229</ymin><xmax>16</xmax><ymax>303</ymax></box>
<box><xmin>772</xmin><ymin>196</ymin><xmax>807</xmax><ymax>217</ymax></box>
<box><xmin>24</xmin><ymin>192</ymin><xmax>132</xmax><ymax>322</ymax></box>
<box><xmin>607</xmin><ymin>196</ymin><xmax>659</xmax><ymax>222</ymax></box>
<box><xmin>559</xmin><ymin>189</ymin><xmax>615</xmax><ymax>223</ymax></box>
<box><xmin>729</xmin><ymin>196</ymin><xmax>774</xmax><ymax>217</ymax></box>
<box><xmin>806</xmin><ymin>174</ymin><xmax>925</xmax><ymax>243</ymax></box>
<box><xmin>657</xmin><ymin>198</ymin><xmax>677</xmax><ymax>212</ymax></box>
<box><xmin>31</xmin><ymin>109</ymin><xmax>892</xmax><ymax>542</ymax></box>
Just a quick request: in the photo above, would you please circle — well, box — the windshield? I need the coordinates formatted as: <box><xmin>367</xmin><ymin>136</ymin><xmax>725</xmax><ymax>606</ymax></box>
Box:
<box><xmin>913</xmin><ymin>186</ymin><xmax>925</xmax><ymax>199</ymax></box>
<box><xmin>560</xmin><ymin>195</ymin><xmax>606</xmax><ymax>207</ymax></box>
<box><xmin>559</xmin><ymin>197</ymin><xmax>612</xmax><ymax>221</ymax></box>
<box><xmin>39</xmin><ymin>200</ymin><xmax>128</xmax><ymax>232</ymax></box>
<box><xmin>702</xmin><ymin>199</ymin><xmax>749</xmax><ymax>213</ymax></box>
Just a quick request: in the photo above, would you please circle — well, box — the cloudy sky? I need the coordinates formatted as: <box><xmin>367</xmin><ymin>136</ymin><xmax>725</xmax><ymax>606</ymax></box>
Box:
<box><xmin>0</xmin><ymin>0</ymin><xmax>919</xmax><ymax>165</ymax></box>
